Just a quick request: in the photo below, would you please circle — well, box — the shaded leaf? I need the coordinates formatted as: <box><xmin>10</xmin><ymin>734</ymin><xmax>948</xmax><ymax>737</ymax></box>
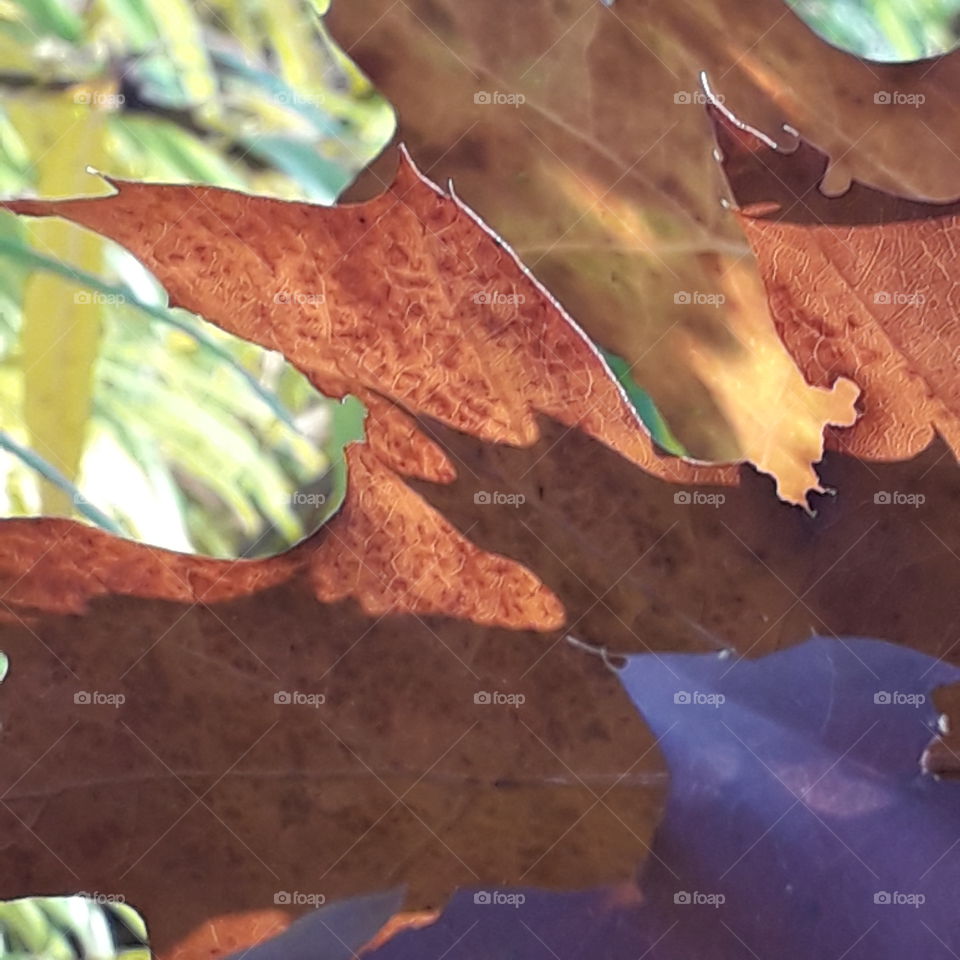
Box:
<box><xmin>2</xmin><ymin>421</ymin><xmax>960</xmax><ymax>950</ymax></box>
<box><xmin>361</xmin><ymin>637</ymin><xmax>960</xmax><ymax>959</ymax></box>
<box><xmin>610</xmin><ymin>635</ymin><xmax>960</xmax><ymax>957</ymax></box>
<box><xmin>325</xmin><ymin>0</ymin><xmax>870</xmax><ymax>501</ymax></box>
<box><xmin>0</xmin><ymin>521</ymin><xmax>664</xmax><ymax>951</ymax></box>
<box><xmin>710</xmin><ymin>96</ymin><xmax>960</xmax><ymax>463</ymax></box>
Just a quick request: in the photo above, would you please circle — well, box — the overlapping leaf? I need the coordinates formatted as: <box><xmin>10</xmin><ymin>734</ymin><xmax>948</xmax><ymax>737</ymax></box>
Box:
<box><xmin>326</xmin><ymin>0</ymin><xmax>960</xmax><ymax>494</ymax></box>
<box><xmin>0</xmin><ymin>515</ymin><xmax>665</xmax><ymax>951</ymax></box>
<box><xmin>2</xmin><ymin>150</ymin><xmax>729</xmax><ymax>628</ymax></box>
<box><xmin>5</xmin><ymin>7</ymin><xmax>960</xmax><ymax>950</ymax></box>
<box><xmin>3</xmin><ymin>417</ymin><xmax>960</xmax><ymax>950</ymax></box>
<box><xmin>0</xmin><ymin>151</ymin><xmax>715</xmax><ymax>950</ymax></box>
<box><xmin>710</xmin><ymin>99</ymin><xmax>960</xmax><ymax>462</ymax></box>
<box><xmin>349</xmin><ymin>638</ymin><xmax>960</xmax><ymax>959</ymax></box>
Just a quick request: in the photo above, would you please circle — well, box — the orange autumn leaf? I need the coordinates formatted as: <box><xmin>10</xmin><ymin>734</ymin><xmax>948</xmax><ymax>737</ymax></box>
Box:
<box><xmin>162</xmin><ymin>906</ymin><xmax>436</xmax><ymax>960</ymax></box>
<box><xmin>2</xmin><ymin>147</ymin><xmax>730</xmax><ymax>630</ymax></box>
<box><xmin>163</xmin><ymin>911</ymin><xmax>290</xmax><ymax>960</ymax></box>
<box><xmin>0</xmin><ymin>151</ymin><xmax>696</xmax><ymax>952</ymax></box>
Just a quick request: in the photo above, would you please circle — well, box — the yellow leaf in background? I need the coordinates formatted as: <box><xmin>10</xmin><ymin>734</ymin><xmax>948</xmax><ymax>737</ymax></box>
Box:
<box><xmin>7</xmin><ymin>89</ymin><xmax>110</xmax><ymax>515</ymax></box>
<box><xmin>201</xmin><ymin>0</ymin><xmax>258</xmax><ymax>56</ymax></box>
<box><xmin>261</xmin><ymin>0</ymin><xmax>329</xmax><ymax>95</ymax></box>
<box><xmin>143</xmin><ymin>0</ymin><xmax>218</xmax><ymax>118</ymax></box>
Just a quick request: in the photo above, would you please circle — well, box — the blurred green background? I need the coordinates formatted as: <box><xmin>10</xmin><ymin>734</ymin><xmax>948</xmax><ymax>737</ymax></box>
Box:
<box><xmin>790</xmin><ymin>0</ymin><xmax>960</xmax><ymax>59</ymax></box>
<box><xmin>0</xmin><ymin>0</ymin><xmax>956</xmax><ymax>561</ymax></box>
<box><xmin>0</xmin><ymin>895</ymin><xmax>148</xmax><ymax>960</ymax></box>
<box><xmin>0</xmin><ymin>0</ymin><xmax>390</xmax><ymax>558</ymax></box>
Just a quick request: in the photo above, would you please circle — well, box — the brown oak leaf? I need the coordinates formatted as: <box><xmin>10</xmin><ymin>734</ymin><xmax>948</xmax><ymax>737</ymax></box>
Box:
<box><xmin>2</xmin><ymin>148</ymin><xmax>729</xmax><ymax>629</ymax></box>
<box><xmin>5</xmin><ymin>100</ymin><xmax>960</xmax><ymax>956</ymax></box>
<box><xmin>3</xmin><ymin>422</ymin><xmax>960</xmax><ymax>949</ymax></box>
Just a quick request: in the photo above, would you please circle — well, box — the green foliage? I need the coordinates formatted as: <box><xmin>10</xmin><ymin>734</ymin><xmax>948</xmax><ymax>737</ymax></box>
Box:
<box><xmin>0</xmin><ymin>0</ymin><xmax>393</xmax><ymax>557</ymax></box>
<box><xmin>601</xmin><ymin>349</ymin><xmax>689</xmax><ymax>458</ymax></box>
<box><xmin>789</xmin><ymin>0</ymin><xmax>960</xmax><ymax>60</ymax></box>
<box><xmin>0</xmin><ymin>897</ymin><xmax>148</xmax><ymax>960</ymax></box>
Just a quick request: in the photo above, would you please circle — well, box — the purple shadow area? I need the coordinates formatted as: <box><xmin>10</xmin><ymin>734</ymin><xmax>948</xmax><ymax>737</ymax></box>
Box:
<box><xmin>369</xmin><ymin>638</ymin><xmax>960</xmax><ymax>958</ymax></box>
<box><xmin>617</xmin><ymin>636</ymin><xmax>960</xmax><ymax>958</ymax></box>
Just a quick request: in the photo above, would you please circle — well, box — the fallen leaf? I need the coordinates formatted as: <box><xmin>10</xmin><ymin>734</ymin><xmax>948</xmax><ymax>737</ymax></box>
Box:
<box><xmin>0</xmin><ymin>510</ymin><xmax>667</xmax><ymax>951</ymax></box>
<box><xmin>710</xmin><ymin>97</ymin><xmax>960</xmax><ymax>462</ymax></box>
<box><xmin>1</xmin><ymin>148</ymin><xmax>729</xmax><ymax>629</ymax></box>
